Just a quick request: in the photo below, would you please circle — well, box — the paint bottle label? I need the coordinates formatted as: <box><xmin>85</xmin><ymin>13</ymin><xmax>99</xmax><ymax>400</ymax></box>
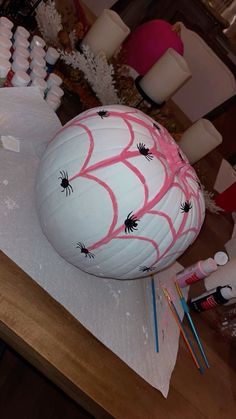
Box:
<box><xmin>176</xmin><ymin>258</ymin><xmax>217</xmax><ymax>288</ymax></box>
<box><xmin>190</xmin><ymin>286</ymin><xmax>233</xmax><ymax>312</ymax></box>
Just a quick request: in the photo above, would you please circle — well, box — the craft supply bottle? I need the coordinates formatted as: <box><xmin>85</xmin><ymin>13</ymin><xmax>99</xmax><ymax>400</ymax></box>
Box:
<box><xmin>0</xmin><ymin>26</ymin><xmax>12</xmax><ymax>40</ymax></box>
<box><xmin>30</xmin><ymin>35</ymin><xmax>46</xmax><ymax>50</ymax></box>
<box><xmin>0</xmin><ymin>46</ymin><xmax>11</xmax><ymax>61</ymax></box>
<box><xmin>0</xmin><ymin>16</ymin><xmax>14</xmax><ymax>31</ymax></box>
<box><xmin>45</xmin><ymin>47</ymin><xmax>60</xmax><ymax>73</ymax></box>
<box><xmin>13</xmin><ymin>35</ymin><xmax>29</xmax><ymax>50</ymax></box>
<box><xmin>45</xmin><ymin>93</ymin><xmax>61</xmax><ymax>111</ymax></box>
<box><xmin>31</xmin><ymin>77</ymin><xmax>47</xmax><ymax>96</ymax></box>
<box><xmin>46</xmin><ymin>72</ymin><xmax>62</xmax><ymax>88</ymax></box>
<box><xmin>0</xmin><ymin>35</ymin><xmax>12</xmax><ymax>51</ymax></box>
<box><xmin>0</xmin><ymin>58</ymin><xmax>10</xmax><ymax>86</ymax></box>
<box><xmin>30</xmin><ymin>45</ymin><xmax>46</xmax><ymax>60</ymax></box>
<box><xmin>5</xmin><ymin>56</ymin><xmax>29</xmax><ymax>85</ymax></box>
<box><xmin>176</xmin><ymin>258</ymin><xmax>217</xmax><ymax>288</ymax></box>
<box><xmin>190</xmin><ymin>285</ymin><xmax>236</xmax><ymax>312</ymax></box>
<box><xmin>12</xmin><ymin>46</ymin><xmax>30</xmax><ymax>61</ymax></box>
<box><xmin>8</xmin><ymin>70</ymin><xmax>30</xmax><ymax>87</ymax></box>
<box><xmin>30</xmin><ymin>65</ymin><xmax>46</xmax><ymax>81</ymax></box>
<box><xmin>13</xmin><ymin>26</ymin><xmax>30</xmax><ymax>41</ymax></box>
<box><xmin>48</xmin><ymin>84</ymin><xmax>64</xmax><ymax>99</ymax></box>
<box><xmin>29</xmin><ymin>55</ymin><xmax>45</xmax><ymax>71</ymax></box>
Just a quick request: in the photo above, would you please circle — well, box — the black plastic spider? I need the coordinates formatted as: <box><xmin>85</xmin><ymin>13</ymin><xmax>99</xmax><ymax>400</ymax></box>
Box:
<box><xmin>124</xmin><ymin>211</ymin><xmax>139</xmax><ymax>233</ymax></box>
<box><xmin>58</xmin><ymin>170</ymin><xmax>73</xmax><ymax>197</ymax></box>
<box><xmin>153</xmin><ymin>122</ymin><xmax>161</xmax><ymax>131</ymax></box>
<box><xmin>139</xmin><ymin>266</ymin><xmax>156</xmax><ymax>272</ymax></box>
<box><xmin>97</xmin><ymin>110</ymin><xmax>110</xmax><ymax>119</ymax></box>
<box><xmin>180</xmin><ymin>201</ymin><xmax>192</xmax><ymax>213</ymax></box>
<box><xmin>76</xmin><ymin>242</ymin><xmax>94</xmax><ymax>258</ymax></box>
<box><xmin>137</xmin><ymin>143</ymin><xmax>153</xmax><ymax>161</ymax></box>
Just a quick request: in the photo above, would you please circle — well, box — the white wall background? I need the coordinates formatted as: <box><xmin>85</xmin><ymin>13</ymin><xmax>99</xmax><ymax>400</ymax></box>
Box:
<box><xmin>83</xmin><ymin>0</ymin><xmax>117</xmax><ymax>16</ymax></box>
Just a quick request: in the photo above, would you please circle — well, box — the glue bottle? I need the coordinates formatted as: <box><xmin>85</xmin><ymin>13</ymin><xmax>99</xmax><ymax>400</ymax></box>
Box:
<box><xmin>176</xmin><ymin>258</ymin><xmax>217</xmax><ymax>288</ymax></box>
<box><xmin>190</xmin><ymin>285</ymin><xmax>236</xmax><ymax>312</ymax></box>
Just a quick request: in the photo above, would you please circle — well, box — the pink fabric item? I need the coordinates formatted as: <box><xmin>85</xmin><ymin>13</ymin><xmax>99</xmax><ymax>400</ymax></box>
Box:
<box><xmin>123</xmin><ymin>20</ymin><xmax>184</xmax><ymax>75</ymax></box>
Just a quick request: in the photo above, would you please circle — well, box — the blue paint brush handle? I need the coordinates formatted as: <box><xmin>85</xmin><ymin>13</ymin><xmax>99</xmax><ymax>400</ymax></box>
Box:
<box><xmin>171</xmin><ymin>300</ymin><xmax>204</xmax><ymax>374</ymax></box>
<box><xmin>151</xmin><ymin>277</ymin><xmax>159</xmax><ymax>353</ymax></box>
<box><xmin>180</xmin><ymin>296</ymin><xmax>210</xmax><ymax>368</ymax></box>
<box><xmin>186</xmin><ymin>313</ymin><xmax>210</xmax><ymax>368</ymax></box>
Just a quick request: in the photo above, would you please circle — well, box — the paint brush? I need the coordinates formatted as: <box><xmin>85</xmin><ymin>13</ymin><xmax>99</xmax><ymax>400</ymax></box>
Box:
<box><xmin>162</xmin><ymin>287</ymin><xmax>204</xmax><ymax>373</ymax></box>
<box><xmin>175</xmin><ymin>280</ymin><xmax>210</xmax><ymax>368</ymax></box>
<box><xmin>151</xmin><ymin>276</ymin><xmax>159</xmax><ymax>352</ymax></box>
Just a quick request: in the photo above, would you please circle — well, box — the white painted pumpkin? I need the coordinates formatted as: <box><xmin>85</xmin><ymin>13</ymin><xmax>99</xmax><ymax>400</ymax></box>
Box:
<box><xmin>36</xmin><ymin>105</ymin><xmax>205</xmax><ymax>280</ymax></box>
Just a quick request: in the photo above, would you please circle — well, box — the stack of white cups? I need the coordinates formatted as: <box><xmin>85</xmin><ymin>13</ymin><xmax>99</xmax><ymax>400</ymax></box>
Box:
<box><xmin>45</xmin><ymin>72</ymin><xmax>63</xmax><ymax>110</ymax></box>
<box><xmin>0</xmin><ymin>17</ymin><xmax>13</xmax><ymax>86</ymax></box>
<box><xmin>28</xmin><ymin>35</ymin><xmax>46</xmax><ymax>92</ymax></box>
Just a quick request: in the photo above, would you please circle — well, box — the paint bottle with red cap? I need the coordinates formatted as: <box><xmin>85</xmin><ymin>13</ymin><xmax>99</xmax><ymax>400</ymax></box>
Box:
<box><xmin>190</xmin><ymin>285</ymin><xmax>236</xmax><ymax>312</ymax></box>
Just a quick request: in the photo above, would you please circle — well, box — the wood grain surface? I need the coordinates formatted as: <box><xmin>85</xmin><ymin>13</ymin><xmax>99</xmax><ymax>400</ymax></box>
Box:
<box><xmin>0</xmin><ymin>251</ymin><xmax>203</xmax><ymax>418</ymax></box>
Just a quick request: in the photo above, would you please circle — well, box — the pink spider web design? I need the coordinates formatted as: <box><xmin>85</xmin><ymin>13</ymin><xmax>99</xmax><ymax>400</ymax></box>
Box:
<box><xmin>55</xmin><ymin>109</ymin><xmax>204</xmax><ymax>270</ymax></box>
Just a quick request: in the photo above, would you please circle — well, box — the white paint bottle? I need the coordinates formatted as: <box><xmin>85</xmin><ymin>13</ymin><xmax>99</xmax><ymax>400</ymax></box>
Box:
<box><xmin>176</xmin><ymin>258</ymin><xmax>217</xmax><ymax>288</ymax></box>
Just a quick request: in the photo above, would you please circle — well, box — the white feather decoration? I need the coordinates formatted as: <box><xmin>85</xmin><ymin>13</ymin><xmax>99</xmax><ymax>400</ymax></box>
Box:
<box><xmin>60</xmin><ymin>45</ymin><xmax>122</xmax><ymax>105</ymax></box>
<box><xmin>35</xmin><ymin>0</ymin><xmax>63</xmax><ymax>46</ymax></box>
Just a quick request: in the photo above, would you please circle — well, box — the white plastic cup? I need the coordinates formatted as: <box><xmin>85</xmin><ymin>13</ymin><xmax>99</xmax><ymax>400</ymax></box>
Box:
<box><xmin>14</xmin><ymin>26</ymin><xmax>30</xmax><ymax>40</ymax></box>
<box><xmin>0</xmin><ymin>47</ymin><xmax>11</xmax><ymax>61</ymax></box>
<box><xmin>12</xmin><ymin>56</ymin><xmax>29</xmax><ymax>72</ymax></box>
<box><xmin>46</xmin><ymin>94</ymin><xmax>61</xmax><ymax>110</ymax></box>
<box><xmin>0</xmin><ymin>58</ymin><xmax>11</xmax><ymax>86</ymax></box>
<box><xmin>0</xmin><ymin>26</ymin><xmax>12</xmax><ymax>39</ymax></box>
<box><xmin>48</xmin><ymin>84</ymin><xmax>64</xmax><ymax>99</ymax></box>
<box><xmin>46</xmin><ymin>72</ymin><xmax>62</xmax><ymax>88</ymax></box>
<box><xmin>13</xmin><ymin>35</ymin><xmax>29</xmax><ymax>49</ymax></box>
<box><xmin>45</xmin><ymin>47</ymin><xmax>60</xmax><ymax>73</ymax></box>
<box><xmin>0</xmin><ymin>35</ymin><xmax>12</xmax><ymax>50</ymax></box>
<box><xmin>11</xmin><ymin>70</ymin><xmax>30</xmax><ymax>86</ymax></box>
<box><xmin>30</xmin><ymin>45</ymin><xmax>46</xmax><ymax>59</ymax></box>
<box><xmin>30</xmin><ymin>35</ymin><xmax>46</xmax><ymax>49</ymax></box>
<box><xmin>30</xmin><ymin>65</ymin><xmax>46</xmax><ymax>80</ymax></box>
<box><xmin>31</xmin><ymin>77</ymin><xmax>47</xmax><ymax>96</ymax></box>
<box><xmin>12</xmin><ymin>46</ymin><xmax>30</xmax><ymax>60</ymax></box>
<box><xmin>30</xmin><ymin>55</ymin><xmax>45</xmax><ymax>70</ymax></box>
<box><xmin>0</xmin><ymin>16</ymin><xmax>14</xmax><ymax>30</ymax></box>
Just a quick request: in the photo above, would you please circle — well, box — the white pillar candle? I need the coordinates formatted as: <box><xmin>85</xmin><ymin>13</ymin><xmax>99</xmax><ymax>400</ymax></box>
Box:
<box><xmin>81</xmin><ymin>9</ymin><xmax>130</xmax><ymax>58</ymax></box>
<box><xmin>178</xmin><ymin>119</ymin><xmax>222</xmax><ymax>164</ymax></box>
<box><xmin>139</xmin><ymin>48</ymin><xmax>191</xmax><ymax>104</ymax></box>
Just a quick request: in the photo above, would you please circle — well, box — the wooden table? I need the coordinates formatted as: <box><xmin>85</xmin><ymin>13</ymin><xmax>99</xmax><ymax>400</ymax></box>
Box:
<box><xmin>0</xmin><ymin>202</ymin><xmax>235</xmax><ymax>419</ymax></box>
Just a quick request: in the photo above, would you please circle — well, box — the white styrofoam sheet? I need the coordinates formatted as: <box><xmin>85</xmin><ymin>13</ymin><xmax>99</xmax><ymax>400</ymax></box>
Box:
<box><xmin>0</xmin><ymin>87</ymin><xmax>186</xmax><ymax>397</ymax></box>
